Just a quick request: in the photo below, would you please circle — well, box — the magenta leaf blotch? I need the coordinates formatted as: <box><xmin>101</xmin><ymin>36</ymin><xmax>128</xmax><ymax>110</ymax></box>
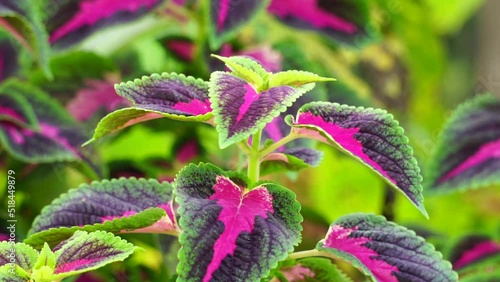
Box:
<box><xmin>449</xmin><ymin>235</ymin><xmax>500</xmax><ymax>270</ymax></box>
<box><xmin>26</xmin><ymin>178</ymin><xmax>177</xmax><ymax>248</ymax></box>
<box><xmin>426</xmin><ymin>94</ymin><xmax>500</xmax><ymax>193</ymax></box>
<box><xmin>47</xmin><ymin>0</ymin><xmax>163</xmax><ymax>48</ymax></box>
<box><xmin>175</xmin><ymin>163</ymin><xmax>302</xmax><ymax>281</ymax></box>
<box><xmin>316</xmin><ymin>213</ymin><xmax>458</xmax><ymax>282</ymax></box>
<box><xmin>290</xmin><ymin>102</ymin><xmax>426</xmax><ymax>217</ymax></box>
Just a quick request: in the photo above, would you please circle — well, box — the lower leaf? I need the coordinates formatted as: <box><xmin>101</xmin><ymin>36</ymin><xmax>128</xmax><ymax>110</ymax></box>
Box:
<box><xmin>316</xmin><ymin>213</ymin><xmax>458</xmax><ymax>282</ymax></box>
<box><xmin>175</xmin><ymin>163</ymin><xmax>303</xmax><ymax>281</ymax></box>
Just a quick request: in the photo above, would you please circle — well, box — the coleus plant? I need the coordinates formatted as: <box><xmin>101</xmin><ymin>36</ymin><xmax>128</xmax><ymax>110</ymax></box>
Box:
<box><xmin>5</xmin><ymin>55</ymin><xmax>460</xmax><ymax>281</ymax></box>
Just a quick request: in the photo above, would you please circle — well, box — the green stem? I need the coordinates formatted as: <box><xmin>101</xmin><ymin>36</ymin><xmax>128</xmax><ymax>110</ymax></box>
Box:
<box><xmin>259</xmin><ymin>132</ymin><xmax>300</xmax><ymax>158</ymax></box>
<box><xmin>287</xmin><ymin>249</ymin><xmax>323</xmax><ymax>260</ymax></box>
<box><xmin>247</xmin><ymin>129</ymin><xmax>263</xmax><ymax>185</ymax></box>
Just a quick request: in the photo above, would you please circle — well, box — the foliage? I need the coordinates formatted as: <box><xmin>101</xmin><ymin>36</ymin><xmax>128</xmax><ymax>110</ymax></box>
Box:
<box><xmin>0</xmin><ymin>0</ymin><xmax>497</xmax><ymax>281</ymax></box>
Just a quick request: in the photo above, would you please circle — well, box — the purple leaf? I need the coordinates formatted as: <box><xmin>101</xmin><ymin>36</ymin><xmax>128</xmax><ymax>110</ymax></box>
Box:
<box><xmin>0</xmin><ymin>242</ymin><xmax>38</xmax><ymax>270</ymax></box>
<box><xmin>0</xmin><ymin>91</ymin><xmax>37</xmax><ymax>128</ymax></box>
<box><xmin>87</xmin><ymin>73</ymin><xmax>213</xmax><ymax>143</ymax></box>
<box><xmin>268</xmin><ymin>0</ymin><xmax>374</xmax><ymax>46</ymax></box>
<box><xmin>26</xmin><ymin>178</ymin><xmax>177</xmax><ymax>248</ymax></box>
<box><xmin>66</xmin><ymin>75</ymin><xmax>130</xmax><ymax>122</ymax></box>
<box><xmin>50</xmin><ymin>231</ymin><xmax>136</xmax><ymax>279</ymax></box>
<box><xmin>291</xmin><ymin>102</ymin><xmax>426</xmax><ymax>217</ymax></box>
<box><xmin>210</xmin><ymin>71</ymin><xmax>314</xmax><ymax>148</ymax></box>
<box><xmin>0</xmin><ymin>81</ymin><xmax>100</xmax><ymax>174</ymax></box>
<box><xmin>207</xmin><ymin>0</ymin><xmax>268</xmax><ymax>49</ymax></box>
<box><xmin>317</xmin><ymin>213</ymin><xmax>457</xmax><ymax>282</ymax></box>
<box><xmin>115</xmin><ymin>72</ymin><xmax>212</xmax><ymax>116</ymax></box>
<box><xmin>47</xmin><ymin>0</ymin><xmax>163</xmax><ymax>48</ymax></box>
<box><xmin>175</xmin><ymin>163</ymin><xmax>302</xmax><ymax>281</ymax></box>
<box><xmin>449</xmin><ymin>235</ymin><xmax>500</xmax><ymax>270</ymax></box>
<box><xmin>0</xmin><ymin>0</ymin><xmax>51</xmax><ymax>76</ymax></box>
<box><xmin>426</xmin><ymin>94</ymin><xmax>500</xmax><ymax>193</ymax></box>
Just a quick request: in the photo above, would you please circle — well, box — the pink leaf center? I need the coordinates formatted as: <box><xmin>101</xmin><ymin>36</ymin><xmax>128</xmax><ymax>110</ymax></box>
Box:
<box><xmin>296</xmin><ymin>112</ymin><xmax>397</xmax><ymax>184</ymax></box>
<box><xmin>440</xmin><ymin>138</ymin><xmax>500</xmax><ymax>182</ymax></box>
<box><xmin>203</xmin><ymin>176</ymin><xmax>274</xmax><ymax>282</ymax></box>
<box><xmin>453</xmin><ymin>241</ymin><xmax>500</xmax><ymax>269</ymax></box>
<box><xmin>324</xmin><ymin>225</ymin><xmax>398</xmax><ymax>282</ymax></box>
<box><xmin>236</xmin><ymin>84</ymin><xmax>259</xmax><ymax>122</ymax></box>
<box><xmin>172</xmin><ymin>99</ymin><xmax>212</xmax><ymax>115</ymax></box>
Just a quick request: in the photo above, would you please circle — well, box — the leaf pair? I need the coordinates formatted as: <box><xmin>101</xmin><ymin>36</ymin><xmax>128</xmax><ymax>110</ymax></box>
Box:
<box><xmin>0</xmin><ymin>231</ymin><xmax>136</xmax><ymax>282</ymax></box>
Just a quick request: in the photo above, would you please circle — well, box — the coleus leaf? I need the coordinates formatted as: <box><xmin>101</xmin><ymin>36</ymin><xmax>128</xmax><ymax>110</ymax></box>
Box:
<box><xmin>47</xmin><ymin>231</ymin><xmax>136</xmax><ymax>280</ymax></box>
<box><xmin>0</xmin><ymin>242</ymin><xmax>38</xmax><ymax>276</ymax></box>
<box><xmin>0</xmin><ymin>90</ymin><xmax>37</xmax><ymax>128</ymax></box>
<box><xmin>26</xmin><ymin>178</ymin><xmax>178</xmax><ymax>249</ymax></box>
<box><xmin>212</xmin><ymin>54</ymin><xmax>268</xmax><ymax>88</ymax></box>
<box><xmin>449</xmin><ymin>235</ymin><xmax>500</xmax><ymax>270</ymax></box>
<box><xmin>206</xmin><ymin>0</ymin><xmax>269</xmax><ymax>50</ymax></box>
<box><xmin>316</xmin><ymin>213</ymin><xmax>458</xmax><ymax>282</ymax></box>
<box><xmin>46</xmin><ymin>0</ymin><xmax>164</xmax><ymax>49</ymax></box>
<box><xmin>288</xmin><ymin>102</ymin><xmax>426</xmax><ymax>217</ymax></box>
<box><xmin>0</xmin><ymin>0</ymin><xmax>51</xmax><ymax>77</ymax></box>
<box><xmin>426</xmin><ymin>94</ymin><xmax>500</xmax><ymax>194</ymax></box>
<box><xmin>87</xmin><ymin>72</ymin><xmax>212</xmax><ymax>143</ymax></box>
<box><xmin>0</xmin><ymin>81</ymin><xmax>100</xmax><ymax>175</ymax></box>
<box><xmin>175</xmin><ymin>163</ymin><xmax>302</xmax><ymax>281</ymax></box>
<box><xmin>209</xmin><ymin>71</ymin><xmax>315</xmax><ymax>148</ymax></box>
<box><xmin>8</xmin><ymin>231</ymin><xmax>136</xmax><ymax>281</ymax></box>
<box><xmin>268</xmin><ymin>0</ymin><xmax>375</xmax><ymax>47</ymax></box>
<box><xmin>275</xmin><ymin>258</ymin><xmax>352</xmax><ymax>282</ymax></box>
